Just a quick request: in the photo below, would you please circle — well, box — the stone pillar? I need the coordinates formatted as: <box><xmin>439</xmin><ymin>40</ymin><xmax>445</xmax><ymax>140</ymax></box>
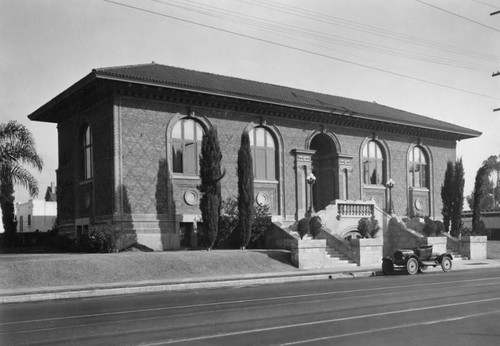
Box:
<box><xmin>291</xmin><ymin>239</ymin><xmax>327</xmax><ymax>269</ymax></box>
<box><xmin>460</xmin><ymin>236</ymin><xmax>487</xmax><ymax>260</ymax></box>
<box><xmin>350</xmin><ymin>238</ymin><xmax>383</xmax><ymax>266</ymax></box>
<box><xmin>425</xmin><ymin>237</ymin><xmax>447</xmax><ymax>255</ymax></box>
<box><xmin>292</xmin><ymin>149</ymin><xmax>315</xmax><ymax>220</ymax></box>
<box><xmin>336</xmin><ymin>154</ymin><xmax>354</xmax><ymax>200</ymax></box>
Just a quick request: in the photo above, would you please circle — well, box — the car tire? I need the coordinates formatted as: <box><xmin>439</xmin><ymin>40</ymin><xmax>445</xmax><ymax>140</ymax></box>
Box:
<box><xmin>441</xmin><ymin>257</ymin><xmax>452</xmax><ymax>272</ymax></box>
<box><xmin>382</xmin><ymin>259</ymin><xmax>394</xmax><ymax>275</ymax></box>
<box><xmin>406</xmin><ymin>258</ymin><xmax>419</xmax><ymax>275</ymax></box>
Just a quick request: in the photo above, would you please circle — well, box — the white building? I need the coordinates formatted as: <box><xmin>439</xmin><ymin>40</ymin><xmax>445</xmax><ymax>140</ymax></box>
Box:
<box><xmin>15</xmin><ymin>184</ymin><xmax>57</xmax><ymax>233</ymax></box>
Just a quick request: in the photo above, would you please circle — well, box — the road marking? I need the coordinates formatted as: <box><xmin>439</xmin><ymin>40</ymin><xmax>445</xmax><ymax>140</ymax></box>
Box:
<box><xmin>138</xmin><ymin>297</ymin><xmax>500</xmax><ymax>345</ymax></box>
<box><xmin>3</xmin><ymin>276</ymin><xmax>500</xmax><ymax>326</ymax></box>
<box><xmin>281</xmin><ymin>309</ymin><xmax>500</xmax><ymax>345</ymax></box>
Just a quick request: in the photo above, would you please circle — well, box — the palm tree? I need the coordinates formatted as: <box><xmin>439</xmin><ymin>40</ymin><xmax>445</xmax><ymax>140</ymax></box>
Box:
<box><xmin>0</xmin><ymin>121</ymin><xmax>43</xmax><ymax>235</ymax></box>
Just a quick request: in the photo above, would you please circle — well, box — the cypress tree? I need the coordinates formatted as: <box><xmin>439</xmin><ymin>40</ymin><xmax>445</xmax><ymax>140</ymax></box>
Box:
<box><xmin>472</xmin><ymin>165</ymin><xmax>489</xmax><ymax>234</ymax></box>
<box><xmin>198</xmin><ymin>127</ymin><xmax>224</xmax><ymax>250</ymax></box>
<box><xmin>451</xmin><ymin>158</ymin><xmax>465</xmax><ymax>237</ymax></box>
<box><xmin>441</xmin><ymin>161</ymin><xmax>454</xmax><ymax>233</ymax></box>
<box><xmin>237</xmin><ymin>132</ymin><xmax>254</xmax><ymax>249</ymax></box>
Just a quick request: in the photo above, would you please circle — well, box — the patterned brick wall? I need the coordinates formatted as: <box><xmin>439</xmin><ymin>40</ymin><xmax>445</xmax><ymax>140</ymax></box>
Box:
<box><xmin>118</xmin><ymin>96</ymin><xmax>456</xmax><ymax>224</ymax></box>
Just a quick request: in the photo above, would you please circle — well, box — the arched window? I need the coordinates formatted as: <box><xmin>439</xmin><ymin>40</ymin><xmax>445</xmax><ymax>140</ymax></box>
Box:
<box><xmin>249</xmin><ymin>127</ymin><xmax>277</xmax><ymax>180</ymax></box>
<box><xmin>172</xmin><ymin>119</ymin><xmax>204</xmax><ymax>175</ymax></box>
<box><xmin>81</xmin><ymin>124</ymin><xmax>93</xmax><ymax>180</ymax></box>
<box><xmin>362</xmin><ymin>140</ymin><xmax>384</xmax><ymax>185</ymax></box>
<box><xmin>409</xmin><ymin>146</ymin><xmax>428</xmax><ymax>188</ymax></box>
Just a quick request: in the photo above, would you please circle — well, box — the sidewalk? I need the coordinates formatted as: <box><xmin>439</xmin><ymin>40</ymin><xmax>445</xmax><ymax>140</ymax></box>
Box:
<box><xmin>2</xmin><ymin>258</ymin><xmax>500</xmax><ymax>304</ymax></box>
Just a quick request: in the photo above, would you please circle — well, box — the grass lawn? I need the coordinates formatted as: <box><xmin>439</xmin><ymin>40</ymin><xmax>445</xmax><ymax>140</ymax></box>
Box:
<box><xmin>0</xmin><ymin>249</ymin><xmax>297</xmax><ymax>290</ymax></box>
<box><xmin>488</xmin><ymin>240</ymin><xmax>500</xmax><ymax>259</ymax></box>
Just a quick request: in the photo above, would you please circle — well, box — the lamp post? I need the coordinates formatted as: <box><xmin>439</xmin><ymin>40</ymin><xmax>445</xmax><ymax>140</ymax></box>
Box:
<box><xmin>307</xmin><ymin>172</ymin><xmax>316</xmax><ymax>216</ymax></box>
<box><xmin>386</xmin><ymin>178</ymin><xmax>395</xmax><ymax>215</ymax></box>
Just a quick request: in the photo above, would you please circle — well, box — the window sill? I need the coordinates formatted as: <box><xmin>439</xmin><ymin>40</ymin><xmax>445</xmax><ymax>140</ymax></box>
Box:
<box><xmin>363</xmin><ymin>185</ymin><xmax>386</xmax><ymax>190</ymax></box>
<box><xmin>410</xmin><ymin>187</ymin><xmax>429</xmax><ymax>192</ymax></box>
<box><xmin>172</xmin><ymin>174</ymin><xmax>201</xmax><ymax>180</ymax></box>
<box><xmin>79</xmin><ymin>179</ymin><xmax>93</xmax><ymax>186</ymax></box>
<box><xmin>254</xmin><ymin>179</ymin><xmax>278</xmax><ymax>184</ymax></box>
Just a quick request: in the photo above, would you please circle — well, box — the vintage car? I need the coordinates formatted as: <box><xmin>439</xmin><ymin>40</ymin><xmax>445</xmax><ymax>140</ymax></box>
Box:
<box><xmin>382</xmin><ymin>245</ymin><xmax>453</xmax><ymax>275</ymax></box>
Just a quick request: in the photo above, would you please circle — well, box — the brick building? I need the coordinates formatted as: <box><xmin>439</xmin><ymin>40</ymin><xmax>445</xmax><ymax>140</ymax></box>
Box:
<box><xmin>28</xmin><ymin>63</ymin><xmax>480</xmax><ymax>250</ymax></box>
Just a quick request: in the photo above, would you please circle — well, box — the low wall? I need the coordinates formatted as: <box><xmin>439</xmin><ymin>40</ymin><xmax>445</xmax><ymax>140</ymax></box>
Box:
<box><xmin>350</xmin><ymin>238</ymin><xmax>383</xmax><ymax>266</ymax></box>
<box><xmin>291</xmin><ymin>239</ymin><xmax>328</xmax><ymax>269</ymax></box>
<box><xmin>265</xmin><ymin>222</ymin><xmax>298</xmax><ymax>250</ymax></box>
<box><xmin>460</xmin><ymin>236</ymin><xmax>487</xmax><ymax>260</ymax></box>
<box><xmin>426</xmin><ymin>237</ymin><xmax>447</xmax><ymax>255</ymax></box>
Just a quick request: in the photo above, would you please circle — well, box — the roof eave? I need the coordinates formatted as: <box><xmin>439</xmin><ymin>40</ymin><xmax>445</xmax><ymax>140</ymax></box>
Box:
<box><xmin>95</xmin><ymin>72</ymin><xmax>482</xmax><ymax>140</ymax></box>
<box><xmin>27</xmin><ymin>71</ymin><xmax>97</xmax><ymax>123</ymax></box>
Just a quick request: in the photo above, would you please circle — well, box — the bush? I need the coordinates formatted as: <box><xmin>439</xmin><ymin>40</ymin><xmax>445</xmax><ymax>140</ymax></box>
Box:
<box><xmin>423</xmin><ymin>216</ymin><xmax>438</xmax><ymax>237</ymax></box>
<box><xmin>357</xmin><ymin>217</ymin><xmax>380</xmax><ymax>238</ymax></box>
<box><xmin>249</xmin><ymin>203</ymin><xmax>272</xmax><ymax>247</ymax></box>
<box><xmin>435</xmin><ymin>220</ymin><xmax>445</xmax><ymax>235</ymax></box>
<box><xmin>215</xmin><ymin>197</ymin><xmax>272</xmax><ymax>249</ymax></box>
<box><xmin>217</xmin><ymin>198</ymin><xmax>239</xmax><ymax>248</ymax></box>
<box><xmin>297</xmin><ymin>217</ymin><xmax>310</xmax><ymax>239</ymax></box>
<box><xmin>309</xmin><ymin>216</ymin><xmax>323</xmax><ymax>239</ymax></box>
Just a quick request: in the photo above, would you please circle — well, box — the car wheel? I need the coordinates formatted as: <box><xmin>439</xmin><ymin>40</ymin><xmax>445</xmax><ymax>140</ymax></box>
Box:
<box><xmin>418</xmin><ymin>265</ymin><xmax>428</xmax><ymax>273</ymax></box>
<box><xmin>441</xmin><ymin>257</ymin><xmax>452</xmax><ymax>272</ymax></box>
<box><xmin>406</xmin><ymin>258</ymin><xmax>419</xmax><ymax>275</ymax></box>
<box><xmin>382</xmin><ymin>259</ymin><xmax>394</xmax><ymax>275</ymax></box>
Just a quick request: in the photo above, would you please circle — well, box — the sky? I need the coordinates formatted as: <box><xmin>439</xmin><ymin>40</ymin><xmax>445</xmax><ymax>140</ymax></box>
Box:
<box><xmin>1</xmin><ymin>0</ymin><xmax>500</xmax><ymax>231</ymax></box>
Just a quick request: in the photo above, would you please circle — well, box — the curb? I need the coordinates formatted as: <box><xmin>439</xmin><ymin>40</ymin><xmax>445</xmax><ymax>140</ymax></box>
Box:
<box><xmin>0</xmin><ymin>270</ymin><xmax>377</xmax><ymax>304</ymax></box>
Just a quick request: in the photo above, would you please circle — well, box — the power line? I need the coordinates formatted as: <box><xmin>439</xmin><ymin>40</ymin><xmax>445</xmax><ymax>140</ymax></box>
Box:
<box><xmin>102</xmin><ymin>0</ymin><xmax>500</xmax><ymax>101</ymax></box>
<box><xmin>243</xmin><ymin>0</ymin><xmax>500</xmax><ymax>62</ymax></box>
<box><xmin>153</xmin><ymin>0</ymin><xmax>496</xmax><ymax>72</ymax></box>
<box><xmin>415</xmin><ymin>0</ymin><xmax>500</xmax><ymax>33</ymax></box>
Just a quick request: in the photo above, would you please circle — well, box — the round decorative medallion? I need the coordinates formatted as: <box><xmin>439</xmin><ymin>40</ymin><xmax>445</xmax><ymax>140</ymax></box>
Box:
<box><xmin>184</xmin><ymin>189</ymin><xmax>200</xmax><ymax>206</ymax></box>
<box><xmin>414</xmin><ymin>198</ymin><xmax>423</xmax><ymax>211</ymax></box>
<box><xmin>256</xmin><ymin>191</ymin><xmax>269</xmax><ymax>206</ymax></box>
<box><xmin>84</xmin><ymin>192</ymin><xmax>91</xmax><ymax>210</ymax></box>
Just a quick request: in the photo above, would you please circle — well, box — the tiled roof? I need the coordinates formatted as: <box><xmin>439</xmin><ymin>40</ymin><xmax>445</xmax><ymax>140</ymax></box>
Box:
<box><xmin>30</xmin><ymin>63</ymin><xmax>481</xmax><ymax>139</ymax></box>
<box><xmin>93</xmin><ymin>63</ymin><xmax>480</xmax><ymax>138</ymax></box>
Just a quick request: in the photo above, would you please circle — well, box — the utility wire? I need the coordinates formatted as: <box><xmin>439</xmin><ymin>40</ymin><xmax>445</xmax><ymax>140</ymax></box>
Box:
<box><xmin>152</xmin><ymin>0</ymin><xmax>495</xmax><ymax>71</ymax></box>
<box><xmin>102</xmin><ymin>0</ymin><xmax>500</xmax><ymax>101</ymax></box>
<box><xmin>415</xmin><ymin>0</ymin><xmax>500</xmax><ymax>33</ymax></box>
<box><xmin>244</xmin><ymin>0</ymin><xmax>500</xmax><ymax>62</ymax></box>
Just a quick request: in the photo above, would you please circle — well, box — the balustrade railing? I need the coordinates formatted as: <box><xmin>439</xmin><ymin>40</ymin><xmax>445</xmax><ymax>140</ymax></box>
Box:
<box><xmin>337</xmin><ymin>201</ymin><xmax>375</xmax><ymax>218</ymax></box>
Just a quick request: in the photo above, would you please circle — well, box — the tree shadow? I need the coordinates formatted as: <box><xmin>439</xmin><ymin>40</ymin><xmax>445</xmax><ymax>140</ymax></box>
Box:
<box><xmin>251</xmin><ymin>249</ymin><xmax>294</xmax><ymax>266</ymax></box>
<box><xmin>156</xmin><ymin>158</ymin><xmax>176</xmax><ymax>250</ymax></box>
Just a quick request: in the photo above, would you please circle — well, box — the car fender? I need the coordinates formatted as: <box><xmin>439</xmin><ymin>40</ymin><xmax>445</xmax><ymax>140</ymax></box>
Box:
<box><xmin>436</xmin><ymin>253</ymin><xmax>453</xmax><ymax>263</ymax></box>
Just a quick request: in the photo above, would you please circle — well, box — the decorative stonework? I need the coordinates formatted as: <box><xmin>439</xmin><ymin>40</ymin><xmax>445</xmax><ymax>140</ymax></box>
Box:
<box><xmin>184</xmin><ymin>189</ymin><xmax>200</xmax><ymax>206</ymax></box>
<box><xmin>256</xmin><ymin>191</ymin><xmax>270</xmax><ymax>206</ymax></box>
<box><xmin>414</xmin><ymin>198</ymin><xmax>423</xmax><ymax>211</ymax></box>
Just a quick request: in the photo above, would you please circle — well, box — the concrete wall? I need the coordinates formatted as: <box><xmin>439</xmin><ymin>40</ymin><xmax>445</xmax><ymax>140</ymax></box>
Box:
<box><xmin>460</xmin><ymin>236</ymin><xmax>487</xmax><ymax>260</ymax></box>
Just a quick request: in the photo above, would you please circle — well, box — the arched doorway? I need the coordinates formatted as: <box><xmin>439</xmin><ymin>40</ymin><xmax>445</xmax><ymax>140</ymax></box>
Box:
<box><xmin>310</xmin><ymin>133</ymin><xmax>337</xmax><ymax>211</ymax></box>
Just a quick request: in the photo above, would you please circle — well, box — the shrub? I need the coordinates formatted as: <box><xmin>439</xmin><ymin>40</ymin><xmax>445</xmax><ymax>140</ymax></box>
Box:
<box><xmin>216</xmin><ymin>198</ymin><xmax>239</xmax><ymax>248</ymax></box>
<box><xmin>297</xmin><ymin>217</ymin><xmax>310</xmax><ymax>239</ymax></box>
<box><xmin>435</xmin><ymin>220</ymin><xmax>445</xmax><ymax>235</ymax></box>
<box><xmin>309</xmin><ymin>216</ymin><xmax>323</xmax><ymax>239</ymax></box>
<box><xmin>357</xmin><ymin>217</ymin><xmax>380</xmax><ymax>238</ymax></box>
<box><xmin>216</xmin><ymin>196</ymin><xmax>272</xmax><ymax>249</ymax></box>
<box><xmin>423</xmin><ymin>216</ymin><xmax>438</xmax><ymax>237</ymax></box>
<box><xmin>249</xmin><ymin>203</ymin><xmax>272</xmax><ymax>248</ymax></box>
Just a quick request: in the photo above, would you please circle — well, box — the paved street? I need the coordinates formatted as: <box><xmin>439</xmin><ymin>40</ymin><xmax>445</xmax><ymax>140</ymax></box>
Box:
<box><xmin>2</xmin><ymin>268</ymin><xmax>500</xmax><ymax>345</ymax></box>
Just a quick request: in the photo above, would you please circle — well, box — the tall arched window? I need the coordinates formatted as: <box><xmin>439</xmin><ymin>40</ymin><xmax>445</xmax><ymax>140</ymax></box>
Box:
<box><xmin>409</xmin><ymin>146</ymin><xmax>428</xmax><ymax>188</ymax></box>
<box><xmin>172</xmin><ymin>119</ymin><xmax>204</xmax><ymax>175</ymax></box>
<box><xmin>362</xmin><ymin>140</ymin><xmax>384</xmax><ymax>185</ymax></box>
<box><xmin>81</xmin><ymin>124</ymin><xmax>93</xmax><ymax>180</ymax></box>
<box><xmin>249</xmin><ymin>127</ymin><xmax>277</xmax><ymax>180</ymax></box>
